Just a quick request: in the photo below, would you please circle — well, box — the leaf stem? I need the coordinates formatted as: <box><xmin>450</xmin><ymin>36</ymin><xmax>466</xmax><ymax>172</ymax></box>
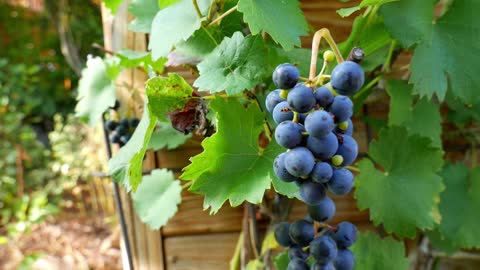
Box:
<box><xmin>182</xmin><ymin>181</ymin><xmax>192</xmax><ymax>190</ymax></box>
<box><xmin>229</xmin><ymin>232</ymin><xmax>243</xmax><ymax>270</ymax></box>
<box><xmin>352</xmin><ymin>75</ymin><xmax>382</xmax><ymax>101</ymax></box>
<box><xmin>382</xmin><ymin>40</ymin><xmax>397</xmax><ymax>72</ymax></box>
<box><xmin>208</xmin><ymin>5</ymin><xmax>238</xmax><ymax>27</ymax></box>
<box><xmin>346</xmin><ymin>165</ymin><xmax>360</xmax><ymax>173</ymax></box>
<box><xmin>192</xmin><ymin>0</ymin><xmax>203</xmax><ymax>19</ymax></box>
<box><xmin>309</xmin><ymin>28</ymin><xmax>344</xmax><ymax>80</ymax></box>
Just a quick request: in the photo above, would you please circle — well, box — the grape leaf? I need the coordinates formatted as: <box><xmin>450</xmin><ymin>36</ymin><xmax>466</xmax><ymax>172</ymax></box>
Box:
<box><xmin>237</xmin><ymin>0</ymin><xmax>308</xmax><ymax>49</ymax></box>
<box><xmin>351</xmin><ymin>231</ymin><xmax>408</xmax><ymax>270</ymax></box>
<box><xmin>380</xmin><ymin>0</ymin><xmax>435</xmax><ymax>48</ymax></box>
<box><xmin>148</xmin><ymin>121</ymin><xmax>192</xmax><ymax>150</ymax></box>
<box><xmin>128</xmin><ymin>0</ymin><xmax>159</xmax><ymax>33</ymax></box>
<box><xmin>181</xmin><ymin>97</ymin><xmax>297</xmax><ymax>213</ymax></box>
<box><xmin>337</xmin><ymin>0</ymin><xmax>399</xmax><ymax>18</ymax></box>
<box><xmin>382</xmin><ymin>0</ymin><xmax>480</xmax><ymax>103</ymax></box>
<box><xmin>273</xmin><ymin>251</ymin><xmax>289</xmax><ymax>270</ymax></box>
<box><xmin>437</xmin><ymin>163</ymin><xmax>480</xmax><ymax>249</ymax></box>
<box><xmin>149</xmin><ymin>0</ymin><xmax>212</xmax><ymax>60</ymax></box>
<box><xmin>102</xmin><ymin>0</ymin><xmax>124</xmax><ymax>14</ymax></box>
<box><xmin>427</xmin><ymin>229</ymin><xmax>458</xmax><ymax>254</ymax></box>
<box><xmin>116</xmin><ymin>50</ymin><xmax>166</xmax><ymax>72</ymax></box>
<box><xmin>159</xmin><ymin>0</ymin><xmax>180</xmax><ymax>8</ymax></box>
<box><xmin>355</xmin><ymin>126</ymin><xmax>444</xmax><ymax>238</ymax></box>
<box><xmin>75</xmin><ymin>56</ymin><xmax>116</xmax><ymax>125</ymax></box>
<box><xmin>108</xmin><ymin>103</ymin><xmax>157</xmax><ymax>191</ymax></box>
<box><xmin>132</xmin><ymin>169</ymin><xmax>182</xmax><ymax>229</ymax></box>
<box><xmin>194</xmin><ymin>32</ymin><xmax>268</xmax><ymax>95</ymax></box>
<box><xmin>387</xmin><ymin>80</ymin><xmax>442</xmax><ymax>148</ymax></box>
<box><xmin>146</xmin><ymin>73</ymin><xmax>194</xmax><ymax>121</ymax></box>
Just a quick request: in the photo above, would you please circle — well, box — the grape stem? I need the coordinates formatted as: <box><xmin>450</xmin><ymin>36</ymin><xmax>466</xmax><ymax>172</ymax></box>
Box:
<box><xmin>293</xmin><ymin>111</ymin><xmax>299</xmax><ymax>123</ymax></box>
<box><xmin>352</xmin><ymin>75</ymin><xmax>382</xmax><ymax>101</ymax></box>
<box><xmin>208</xmin><ymin>5</ymin><xmax>238</xmax><ymax>27</ymax></box>
<box><xmin>309</xmin><ymin>28</ymin><xmax>344</xmax><ymax>80</ymax></box>
<box><xmin>192</xmin><ymin>0</ymin><xmax>203</xmax><ymax>19</ymax></box>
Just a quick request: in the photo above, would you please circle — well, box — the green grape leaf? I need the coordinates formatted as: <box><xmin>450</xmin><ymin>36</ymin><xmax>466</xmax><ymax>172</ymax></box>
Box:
<box><xmin>337</xmin><ymin>0</ymin><xmax>399</xmax><ymax>18</ymax></box>
<box><xmin>387</xmin><ymin>80</ymin><xmax>442</xmax><ymax>148</ymax></box>
<box><xmin>355</xmin><ymin>126</ymin><xmax>444</xmax><ymax>238</ymax></box>
<box><xmin>75</xmin><ymin>57</ymin><xmax>116</xmax><ymax>125</ymax></box>
<box><xmin>159</xmin><ymin>0</ymin><xmax>180</xmax><ymax>8</ymax></box>
<box><xmin>128</xmin><ymin>0</ymin><xmax>159</xmax><ymax>33</ymax></box>
<box><xmin>108</xmin><ymin>103</ymin><xmax>157</xmax><ymax>191</ymax></box>
<box><xmin>148</xmin><ymin>121</ymin><xmax>192</xmax><ymax>150</ymax></box>
<box><xmin>181</xmin><ymin>97</ymin><xmax>296</xmax><ymax>213</ymax></box>
<box><xmin>438</xmin><ymin>163</ymin><xmax>480</xmax><ymax>249</ymax></box>
<box><xmin>194</xmin><ymin>32</ymin><xmax>268</xmax><ymax>95</ymax></box>
<box><xmin>445</xmin><ymin>93</ymin><xmax>480</xmax><ymax>127</ymax></box>
<box><xmin>146</xmin><ymin>73</ymin><xmax>194</xmax><ymax>121</ymax></box>
<box><xmin>132</xmin><ymin>169</ymin><xmax>182</xmax><ymax>229</ymax></box>
<box><xmin>149</xmin><ymin>0</ymin><xmax>212</xmax><ymax>60</ymax></box>
<box><xmin>426</xmin><ymin>229</ymin><xmax>459</xmax><ymax>254</ymax></box>
<box><xmin>273</xmin><ymin>251</ymin><xmax>289</xmax><ymax>270</ymax></box>
<box><xmin>117</xmin><ymin>49</ymin><xmax>166</xmax><ymax>72</ymax></box>
<box><xmin>237</xmin><ymin>0</ymin><xmax>308</xmax><ymax>49</ymax></box>
<box><xmin>382</xmin><ymin>0</ymin><xmax>480</xmax><ymax>103</ymax></box>
<box><xmin>102</xmin><ymin>0</ymin><xmax>124</xmax><ymax>14</ymax></box>
<box><xmin>351</xmin><ymin>231</ymin><xmax>409</xmax><ymax>270</ymax></box>
<box><xmin>380</xmin><ymin>0</ymin><xmax>435</xmax><ymax>48</ymax></box>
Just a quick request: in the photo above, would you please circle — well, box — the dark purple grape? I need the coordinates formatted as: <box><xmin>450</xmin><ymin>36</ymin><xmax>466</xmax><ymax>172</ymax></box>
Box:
<box><xmin>288</xmin><ymin>245</ymin><xmax>309</xmax><ymax>260</ymax></box>
<box><xmin>289</xmin><ymin>219</ymin><xmax>315</xmax><ymax>247</ymax></box>
<box><xmin>299</xmin><ymin>181</ymin><xmax>326</xmax><ymax>205</ymax></box>
<box><xmin>266</xmin><ymin>89</ymin><xmax>286</xmax><ymax>113</ymax></box>
<box><xmin>327</xmin><ymin>168</ymin><xmax>354</xmax><ymax>196</ymax></box>
<box><xmin>287</xmin><ymin>84</ymin><xmax>316</xmax><ymax>113</ymax></box>
<box><xmin>306</xmin><ymin>133</ymin><xmax>338</xmax><ymax>160</ymax></box>
<box><xmin>105</xmin><ymin>120</ymin><xmax>118</xmax><ymax>131</ymax></box>
<box><xmin>119</xmin><ymin>118</ymin><xmax>130</xmax><ymax>128</ymax></box>
<box><xmin>273</xmin><ymin>101</ymin><xmax>294</xmax><ymax>124</ymax></box>
<box><xmin>334</xmin><ymin>222</ymin><xmax>358</xmax><ymax>248</ymax></box>
<box><xmin>330</xmin><ymin>96</ymin><xmax>353</xmax><ymax>123</ymax></box>
<box><xmin>310</xmin><ymin>235</ymin><xmax>338</xmax><ymax>263</ymax></box>
<box><xmin>287</xmin><ymin>258</ymin><xmax>309</xmax><ymax>270</ymax></box>
<box><xmin>115</xmin><ymin>125</ymin><xmax>127</xmax><ymax>136</ymax></box>
<box><xmin>273</xmin><ymin>63</ymin><xmax>300</xmax><ymax>89</ymax></box>
<box><xmin>311</xmin><ymin>162</ymin><xmax>333</xmax><ymax>184</ymax></box>
<box><xmin>314</xmin><ymin>85</ymin><xmax>334</xmax><ymax>108</ymax></box>
<box><xmin>335</xmin><ymin>135</ymin><xmax>358</xmax><ymax>166</ymax></box>
<box><xmin>311</xmin><ymin>262</ymin><xmax>335</xmax><ymax>270</ymax></box>
<box><xmin>109</xmin><ymin>132</ymin><xmax>120</xmax><ymax>144</ymax></box>
<box><xmin>129</xmin><ymin>117</ymin><xmax>140</xmax><ymax>128</ymax></box>
<box><xmin>305</xmin><ymin>110</ymin><xmax>334</xmax><ymax>138</ymax></box>
<box><xmin>119</xmin><ymin>134</ymin><xmax>131</xmax><ymax>145</ymax></box>
<box><xmin>274</xmin><ymin>222</ymin><xmax>294</xmax><ymax>247</ymax></box>
<box><xmin>273</xmin><ymin>153</ymin><xmax>299</xmax><ymax>183</ymax></box>
<box><xmin>275</xmin><ymin>121</ymin><xmax>304</xmax><ymax>149</ymax></box>
<box><xmin>284</xmin><ymin>147</ymin><xmax>315</xmax><ymax>177</ymax></box>
<box><xmin>334</xmin><ymin>249</ymin><xmax>355</xmax><ymax>270</ymax></box>
<box><xmin>308</xmin><ymin>196</ymin><xmax>336</xmax><ymax>222</ymax></box>
<box><xmin>330</xmin><ymin>61</ymin><xmax>365</xmax><ymax>95</ymax></box>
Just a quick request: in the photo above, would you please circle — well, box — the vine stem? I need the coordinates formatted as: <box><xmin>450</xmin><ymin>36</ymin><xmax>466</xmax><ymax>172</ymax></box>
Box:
<box><xmin>230</xmin><ymin>232</ymin><xmax>243</xmax><ymax>270</ymax></box>
<box><xmin>309</xmin><ymin>28</ymin><xmax>344</xmax><ymax>80</ymax></box>
<box><xmin>208</xmin><ymin>5</ymin><xmax>238</xmax><ymax>27</ymax></box>
<box><xmin>192</xmin><ymin>0</ymin><xmax>203</xmax><ymax>19</ymax></box>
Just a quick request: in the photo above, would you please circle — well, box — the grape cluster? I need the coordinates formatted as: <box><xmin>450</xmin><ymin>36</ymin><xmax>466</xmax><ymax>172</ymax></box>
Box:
<box><xmin>268</xmin><ymin>54</ymin><xmax>364</xmax><ymax>270</ymax></box>
<box><xmin>105</xmin><ymin>117</ymin><xmax>140</xmax><ymax>146</ymax></box>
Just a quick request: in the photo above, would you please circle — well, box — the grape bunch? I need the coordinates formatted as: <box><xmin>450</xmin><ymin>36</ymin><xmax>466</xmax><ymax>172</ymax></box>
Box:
<box><xmin>268</xmin><ymin>51</ymin><xmax>364</xmax><ymax>270</ymax></box>
<box><xmin>105</xmin><ymin>117</ymin><xmax>140</xmax><ymax>146</ymax></box>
